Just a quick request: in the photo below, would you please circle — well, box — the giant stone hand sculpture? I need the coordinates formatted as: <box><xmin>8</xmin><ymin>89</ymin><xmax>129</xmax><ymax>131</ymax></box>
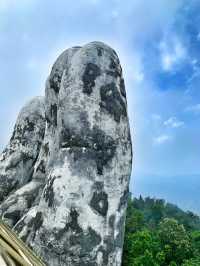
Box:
<box><xmin>0</xmin><ymin>42</ymin><xmax>132</xmax><ymax>266</ymax></box>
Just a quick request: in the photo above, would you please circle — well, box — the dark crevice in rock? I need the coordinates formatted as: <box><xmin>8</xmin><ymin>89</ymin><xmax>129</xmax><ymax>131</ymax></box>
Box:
<box><xmin>115</xmin><ymin>215</ymin><xmax>126</xmax><ymax>247</ymax></box>
<box><xmin>43</xmin><ymin>143</ymin><xmax>49</xmax><ymax>156</ymax></box>
<box><xmin>106</xmin><ymin>70</ymin><xmax>120</xmax><ymax>78</ymax></box>
<box><xmin>97</xmin><ymin>47</ymin><xmax>103</xmax><ymax>56</ymax></box>
<box><xmin>90</xmin><ymin>191</ymin><xmax>108</xmax><ymax>217</ymax></box>
<box><xmin>100</xmin><ymin>82</ymin><xmax>127</xmax><ymax>123</ymax></box>
<box><xmin>10</xmin><ymin>117</ymin><xmax>35</xmax><ymax>143</ymax></box>
<box><xmin>0</xmin><ymin>180</ymin><xmax>19</xmax><ymax>204</ymax></box>
<box><xmin>36</xmin><ymin>160</ymin><xmax>46</xmax><ymax>174</ymax></box>
<box><xmin>49</xmin><ymin>70</ymin><xmax>62</xmax><ymax>94</ymax></box>
<box><xmin>56</xmin><ymin>208</ymin><xmax>83</xmax><ymax>240</ymax></box>
<box><xmin>4</xmin><ymin>210</ymin><xmax>21</xmax><ymax>226</ymax></box>
<box><xmin>109</xmin><ymin>214</ymin><xmax>115</xmax><ymax>228</ymax></box>
<box><xmin>50</xmin><ymin>104</ymin><xmax>58</xmax><ymax>127</ymax></box>
<box><xmin>82</xmin><ymin>63</ymin><xmax>101</xmax><ymax>95</ymax></box>
<box><xmin>70</xmin><ymin>226</ymin><xmax>101</xmax><ymax>257</ymax></box>
<box><xmin>60</xmin><ymin>126</ymin><xmax>116</xmax><ymax>175</ymax></box>
<box><xmin>118</xmin><ymin>188</ymin><xmax>129</xmax><ymax>211</ymax></box>
<box><xmin>43</xmin><ymin>176</ymin><xmax>56</xmax><ymax>207</ymax></box>
<box><xmin>93</xmin><ymin>181</ymin><xmax>104</xmax><ymax>191</ymax></box>
<box><xmin>14</xmin><ymin>216</ymin><xmax>26</xmax><ymax>234</ymax></box>
<box><xmin>120</xmin><ymin>77</ymin><xmax>126</xmax><ymax>98</ymax></box>
<box><xmin>33</xmin><ymin>212</ymin><xmax>43</xmax><ymax>232</ymax></box>
<box><xmin>20</xmin><ymin>211</ymin><xmax>44</xmax><ymax>242</ymax></box>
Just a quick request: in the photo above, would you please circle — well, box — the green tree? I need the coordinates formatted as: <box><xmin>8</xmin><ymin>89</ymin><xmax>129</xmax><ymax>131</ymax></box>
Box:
<box><xmin>190</xmin><ymin>231</ymin><xmax>200</xmax><ymax>257</ymax></box>
<box><xmin>122</xmin><ymin>229</ymin><xmax>160</xmax><ymax>266</ymax></box>
<box><xmin>182</xmin><ymin>257</ymin><xmax>200</xmax><ymax>266</ymax></box>
<box><xmin>125</xmin><ymin>199</ymin><xmax>144</xmax><ymax>234</ymax></box>
<box><xmin>158</xmin><ymin>218</ymin><xmax>192</xmax><ymax>264</ymax></box>
<box><xmin>132</xmin><ymin>250</ymin><xmax>159</xmax><ymax>266</ymax></box>
<box><xmin>122</xmin><ymin>196</ymin><xmax>200</xmax><ymax>266</ymax></box>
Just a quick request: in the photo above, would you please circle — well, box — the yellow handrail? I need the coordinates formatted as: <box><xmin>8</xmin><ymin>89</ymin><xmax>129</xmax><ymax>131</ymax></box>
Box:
<box><xmin>0</xmin><ymin>221</ymin><xmax>46</xmax><ymax>266</ymax></box>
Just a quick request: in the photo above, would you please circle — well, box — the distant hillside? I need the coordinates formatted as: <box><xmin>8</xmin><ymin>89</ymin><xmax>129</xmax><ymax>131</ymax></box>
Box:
<box><xmin>122</xmin><ymin>196</ymin><xmax>200</xmax><ymax>266</ymax></box>
<box><xmin>131</xmin><ymin>174</ymin><xmax>200</xmax><ymax>215</ymax></box>
<box><xmin>131</xmin><ymin>196</ymin><xmax>200</xmax><ymax>231</ymax></box>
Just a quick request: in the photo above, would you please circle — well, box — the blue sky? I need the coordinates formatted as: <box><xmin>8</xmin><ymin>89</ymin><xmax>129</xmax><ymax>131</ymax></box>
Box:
<box><xmin>1</xmin><ymin>0</ymin><xmax>200</xmax><ymax>195</ymax></box>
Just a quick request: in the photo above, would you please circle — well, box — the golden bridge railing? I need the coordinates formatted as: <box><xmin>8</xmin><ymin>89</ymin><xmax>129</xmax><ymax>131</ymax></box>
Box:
<box><xmin>0</xmin><ymin>220</ymin><xmax>46</xmax><ymax>266</ymax></box>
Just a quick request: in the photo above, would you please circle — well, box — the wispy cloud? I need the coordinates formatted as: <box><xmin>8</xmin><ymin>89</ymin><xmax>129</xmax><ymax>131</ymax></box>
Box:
<box><xmin>153</xmin><ymin>134</ymin><xmax>172</xmax><ymax>145</ymax></box>
<box><xmin>133</xmin><ymin>71</ymin><xmax>144</xmax><ymax>83</ymax></box>
<box><xmin>185</xmin><ymin>104</ymin><xmax>200</xmax><ymax>114</ymax></box>
<box><xmin>151</xmin><ymin>114</ymin><xmax>162</xmax><ymax>121</ymax></box>
<box><xmin>1</xmin><ymin>0</ymin><xmax>200</xmax><ymax>176</ymax></box>
<box><xmin>159</xmin><ymin>37</ymin><xmax>187</xmax><ymax>72</ymax></box>
<box><xmin>164</xmin><ymin>116</ymin><xmax>184</xmax><ymax>128</ymax></box>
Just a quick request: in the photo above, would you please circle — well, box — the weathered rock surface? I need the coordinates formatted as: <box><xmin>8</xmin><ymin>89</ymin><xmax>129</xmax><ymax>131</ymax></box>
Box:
<box><xmin>0</xmin><ymin>97</ymin><xmax>45</xmax><ymax>203</ymax></box>
<box><xmin>0</xmin><ymin>42</ymin><xmax>132</xmax><ymax>266</ymax></box>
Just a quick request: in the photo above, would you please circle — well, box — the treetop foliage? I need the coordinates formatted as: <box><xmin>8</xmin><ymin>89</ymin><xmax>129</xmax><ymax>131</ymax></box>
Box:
<box><xmin>122</xmin><ymin>196</ymin><xmax>200</xmax><ymax>266</ymax></box>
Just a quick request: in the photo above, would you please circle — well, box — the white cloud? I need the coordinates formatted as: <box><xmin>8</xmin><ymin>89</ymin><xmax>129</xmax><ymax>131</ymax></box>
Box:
<box><xmin>0</xmin><ymin>0</ymin><xmax>193</xmax><ymax>176</ymax></box>
<box><xmin>160</xmin><ymin>38</ymin><xmax>187</xmax><ymax>71</ymax></box>
<box><xmin>152</xmin><ymin>114</ymin><xmax>161</xmax><ymax>121</ymax></box>
<box><xmin>153</xmin><ymin>134</ymin><xmax>172</xmax><ymax>145</ymax></box>
<box><xmin>185</xmin><ymin>104</ymin><xmax>200</xmax><ymax>114</ymax></box>
<box><xmin>164</xmin><ymin>116</ymin><xmax>184</xmax><ymax>128</ymax></box>
<box><xmin>162</xmin><ymin>54</ymin><xmax>174</xmax><ymax>71</ymax></box>
<box><xmin>133</xmin><ymin>71</ymin><xmax>144</xmax><ymax>83</ymax></box>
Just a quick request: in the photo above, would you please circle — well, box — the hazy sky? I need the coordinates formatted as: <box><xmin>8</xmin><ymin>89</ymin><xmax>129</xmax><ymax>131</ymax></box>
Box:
<box><xmin>0</xmin><ymin>0</ymin><xmax>200</xmax><ymax>184</ymax></box>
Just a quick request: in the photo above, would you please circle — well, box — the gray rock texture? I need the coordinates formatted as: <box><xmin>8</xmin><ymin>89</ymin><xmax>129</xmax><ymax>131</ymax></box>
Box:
<box><xmin>0</xmin><ymin>42</ymin><xmax>132</xmax><ymax>266</ymax></box>
<box><xmin>0</xmin><ymin>97</ymin><xmax>45</xmax><ymax>199</ymax></box>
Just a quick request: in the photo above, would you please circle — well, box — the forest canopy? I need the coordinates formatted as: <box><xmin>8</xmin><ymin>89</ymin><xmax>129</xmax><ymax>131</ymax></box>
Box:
<box><xmin>122</xmin><ymin>196</ymin><xmax>200</xmax><ymax>266</ymax></box>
